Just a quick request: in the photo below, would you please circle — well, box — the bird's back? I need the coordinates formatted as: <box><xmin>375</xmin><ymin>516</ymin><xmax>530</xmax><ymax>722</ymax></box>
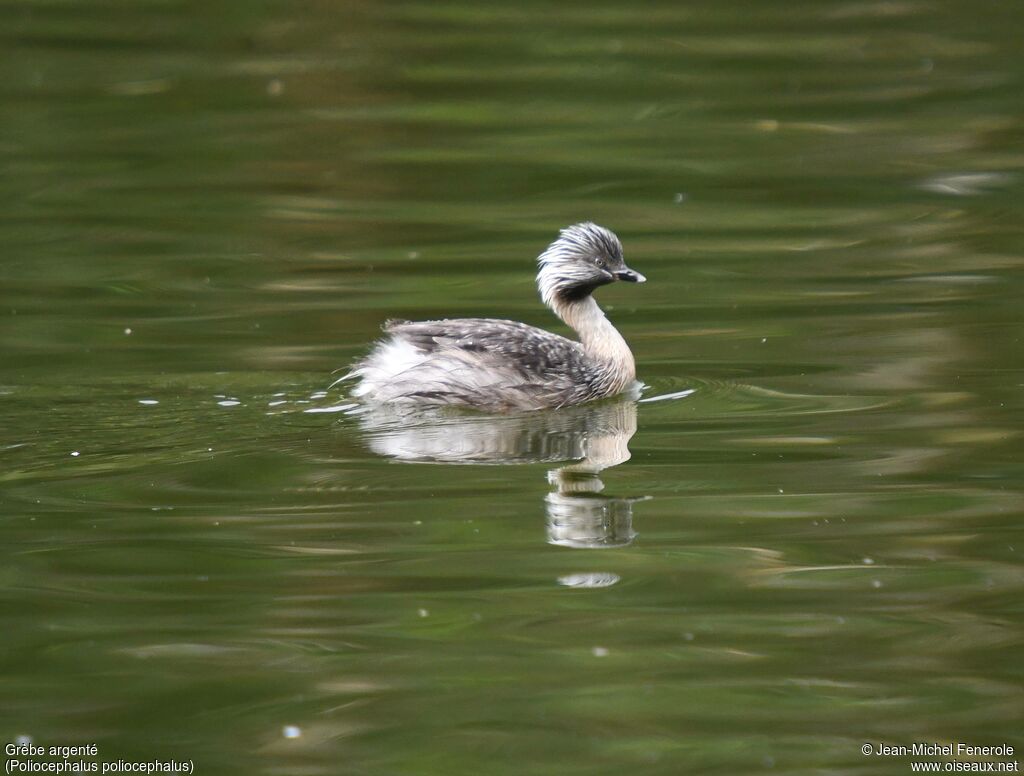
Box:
<box><xmin>350</xmin><ymin>318</ymin><xmax>601</xmax><ymax>411</ymax></box>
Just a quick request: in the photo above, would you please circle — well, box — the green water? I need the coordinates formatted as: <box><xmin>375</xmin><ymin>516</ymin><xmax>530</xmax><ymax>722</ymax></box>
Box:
<box><xmin>2</xmin><ymin>1</ymin><xmax>1022</xmax><ymax>774</ymax></box>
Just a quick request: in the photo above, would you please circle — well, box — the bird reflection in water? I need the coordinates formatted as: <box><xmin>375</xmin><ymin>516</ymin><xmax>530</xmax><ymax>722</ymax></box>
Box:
<box><xmin>354</xmin><ymin>396</ymin><xmax>645</xmax><ymax>550</ymax></box>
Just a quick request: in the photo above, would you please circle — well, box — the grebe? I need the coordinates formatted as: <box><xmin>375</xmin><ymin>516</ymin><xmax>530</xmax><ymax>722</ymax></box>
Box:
<box><xmin>342</xmin><ymin>222</ymin><xmax>646</xmax><ymax>412</ymax></box>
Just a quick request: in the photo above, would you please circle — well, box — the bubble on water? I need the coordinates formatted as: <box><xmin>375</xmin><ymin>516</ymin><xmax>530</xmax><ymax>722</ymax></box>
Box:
<box><xmin>282</xmin><ymin>725</ymin><xmax>301</xmax><ymax>739</ymax></box>
<box><xmin>417</xmin><ymin>608</ymin><xmax>429</xmax><ymax>618</ymax></box>
<box><xmin>638</xmin><ymin>388</ymin><xmax>695</xmax><ymax>404</ymax></box>
<box><xmin>557</xmin><ymin>572</ymin><xmax>620</xmax><ymax>588</ymax></box>
<box><xmin>218</xmin><ymin>400</ymin><xmax>241</xmax><ymax>407</ymax></box>
<box><xmin>303</xmin><ymin>403</ymin><xmax>358</xmax><ymax>414</ymax></box>
<box><xmin>592</xmin><ymin>646</ymin><xmax>609</xmax><ymax>657</ymax></box>
<box><xmin>138</xmin><ymin>399</ymin><xmax>159</xmax><ymax>405</ymax></box>
<box><xmin>920</xmin><ymin>171</ymin><xmax>1012</xmax><ymax>196</ymax></box>
<box><xmin>70</xmin><ymin>451</ymin><xmax>80</xmax><ymax>457</ymax></box>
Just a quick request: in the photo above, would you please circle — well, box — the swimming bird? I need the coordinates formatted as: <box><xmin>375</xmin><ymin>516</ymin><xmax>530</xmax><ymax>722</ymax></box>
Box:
<box><xmin>341</xmin><ymin>222</ymin><xmax>645</xmax><ymax>412</ymax></box>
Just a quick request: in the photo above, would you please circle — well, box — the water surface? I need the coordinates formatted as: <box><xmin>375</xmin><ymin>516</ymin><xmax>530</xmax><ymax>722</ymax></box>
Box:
<box><xmin>2</xmin><ymin>1</ymin><xmax>1023</xmax><ymax>774</ymax></box>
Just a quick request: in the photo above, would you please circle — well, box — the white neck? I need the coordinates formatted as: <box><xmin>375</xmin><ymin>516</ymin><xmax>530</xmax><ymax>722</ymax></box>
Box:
<box><xmin>553</xmin><ymin>296</ymin><xmax>636</xmax><ymax>386</ymax></box>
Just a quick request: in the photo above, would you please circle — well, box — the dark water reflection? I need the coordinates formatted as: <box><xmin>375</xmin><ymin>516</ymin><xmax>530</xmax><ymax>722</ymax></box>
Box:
<box><xmin>2</xmin><ymin>0</ymin><xmax>1023</xmax><ymax>773</ymax></box>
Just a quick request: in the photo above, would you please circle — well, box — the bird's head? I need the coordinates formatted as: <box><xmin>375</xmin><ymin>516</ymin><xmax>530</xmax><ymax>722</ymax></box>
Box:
<box><xmin>536</xmin><ymin>222</ymin><xmax>645</xmax><ymax>309</ymax></box>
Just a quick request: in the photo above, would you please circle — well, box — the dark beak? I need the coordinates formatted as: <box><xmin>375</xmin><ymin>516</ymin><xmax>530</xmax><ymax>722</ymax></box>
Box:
<box><xmin>614</xmin><ymin>268</ymin><xmax>646</xmax><ymax>283</ymax></box>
